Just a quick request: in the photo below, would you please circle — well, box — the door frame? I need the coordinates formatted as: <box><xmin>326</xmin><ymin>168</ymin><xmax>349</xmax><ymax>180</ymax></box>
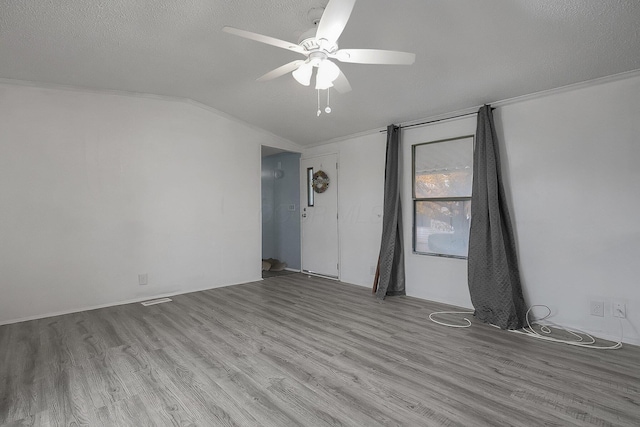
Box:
<box><xmin>300</xmin><ymin>152</ymin><xmax>340</xmax><ymax>281</ymax></box>
<box><xmin>260</xmin><ymin>146</ymin><xmax>303</xmax><ymax>277</ymax></box>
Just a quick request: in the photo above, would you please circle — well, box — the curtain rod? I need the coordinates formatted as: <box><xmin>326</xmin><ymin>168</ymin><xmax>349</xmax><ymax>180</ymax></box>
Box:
<box><xmin>380</xmin><ymin>112</ymin><xmax>477</xmax><ymax>132</ymax></box>
<box><xmin>379</xmin><ymin>107</ymin><xmax>494</xmax><ymax>133</ymax></box>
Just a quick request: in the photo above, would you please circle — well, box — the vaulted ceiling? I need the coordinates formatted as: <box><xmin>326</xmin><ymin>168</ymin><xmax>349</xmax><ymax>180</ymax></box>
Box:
<box><xmin>1</xmin><ymin>0</ymin><xmax>639</xmax><ymax>146</ymax></box>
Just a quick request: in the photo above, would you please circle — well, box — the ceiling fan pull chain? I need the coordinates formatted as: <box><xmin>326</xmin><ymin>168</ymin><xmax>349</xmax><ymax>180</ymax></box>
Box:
<box><xmin>317</xmin><ymin>89</ymin><xmax>322</xmax><ymax>116</ymax></box>
<box><xmin>325</xmin><ymin>88</ymin><xmax>332</xmax><ymax>114</ymax></box>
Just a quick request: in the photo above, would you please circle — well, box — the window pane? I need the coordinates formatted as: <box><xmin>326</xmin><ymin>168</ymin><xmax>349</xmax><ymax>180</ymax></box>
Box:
<box><xmin>414</xmin><ymin>136</ymin><xmax>473</xmax><ymax>198</ymax></box>
<box><xmin>307</xmin><ymin>167</ymin><xmax>314</xmax><ymax>207</ymax></box>
<box><xmin>415</xmin><ymin>200</ymin><xmax>471</xmax><ymax>257</ymax></box>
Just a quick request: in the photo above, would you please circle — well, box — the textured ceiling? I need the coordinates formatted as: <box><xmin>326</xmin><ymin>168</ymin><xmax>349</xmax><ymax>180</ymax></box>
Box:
<box><xmin>1</xmin><ymin>0</ymin><xmax>640</xmax><ymax>146</ymax></box>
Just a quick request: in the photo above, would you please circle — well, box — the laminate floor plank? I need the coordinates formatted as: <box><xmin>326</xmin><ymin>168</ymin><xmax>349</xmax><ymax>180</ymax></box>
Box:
<box><xmin>95</xmin><ymin>394</ymin><xmax>157</xmax><ymax>427</ymax></box>
<box><xmin>147</xmin><ymin>314</ymin><xmax>317</xmax><ymax>427</ymax></box>
<box><xmin>162</xmin><ymin>287</ymin><xmax>454</xmax><ymax>426</ymax></box>
<box><xmin>147</xmin><ymin>346</ymin><xmax>259</xmax><ymax>427</ymax></box>
<box><xmin>1</xmin><ymin>410</ymin><xmax>51</xmax><ymax>427</ymax></box>
<box><xmin>200</xmin><ymin>321</ymin><xmax>411</xmax><ymax>426</ymax></box>
<box><xmin>156</xmin><ymin>310</ymin><xmax>353</xmax><ymax>426</ymax></box>
<box><xmin>2</xmin><ymin>274</ymin><xmax>640</xmax><ymax>426</ymax></box>
<box><xmin>38</xmin><ymin>364</ymin><xmax>99</xmax><ymax>426</ymax></box>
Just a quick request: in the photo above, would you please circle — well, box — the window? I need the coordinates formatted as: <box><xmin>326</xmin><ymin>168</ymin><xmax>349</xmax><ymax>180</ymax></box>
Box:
<box><xmin>412</xmin><ymin>135</ymin><xmax>474</xmax><ymax>258</ymax></box>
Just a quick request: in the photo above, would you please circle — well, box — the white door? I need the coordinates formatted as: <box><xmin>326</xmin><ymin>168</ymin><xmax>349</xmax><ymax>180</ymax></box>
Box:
<box><xmin>300</xmin><ymin>154</ymin><xmax>339</xmax><ymax>278</ymax></box>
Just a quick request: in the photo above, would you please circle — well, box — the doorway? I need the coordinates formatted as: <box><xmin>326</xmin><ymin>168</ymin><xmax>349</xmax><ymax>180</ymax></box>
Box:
<box><xmin>261</xmin><ymin>147</ymin><xmax>301</xmax><ymax>277</ymax></box>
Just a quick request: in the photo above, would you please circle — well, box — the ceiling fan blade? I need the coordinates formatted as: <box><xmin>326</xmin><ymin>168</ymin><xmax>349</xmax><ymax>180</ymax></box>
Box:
<box><xmin>222</xmin><ymin>26</ymin><xmax>307</xmax><ymax>56</ymax></box>
<box><xmin>315</xmin><ymin>0</ymin><xmax>357</xmax><ymax>43</ymax></box>
<box><xmin>332</xmin><ymin>69</ymin><xmax>352</xmax><ymax>94</ymax></box>
<box><xmin>257</xmin><ymin>60</ymin><xmax>305</xmax><ymax>82</ymax></box>
<box><xmin>332</xmin><ymin>49</ymin><xmax>416</xmax><ymax>65</ymax></box>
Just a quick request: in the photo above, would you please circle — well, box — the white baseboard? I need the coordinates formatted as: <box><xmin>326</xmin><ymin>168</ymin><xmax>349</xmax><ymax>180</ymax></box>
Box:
<box><xmin>0</xmin><ymin>276</ymin><xmax>261</xmax><ymax>326</ymax></box>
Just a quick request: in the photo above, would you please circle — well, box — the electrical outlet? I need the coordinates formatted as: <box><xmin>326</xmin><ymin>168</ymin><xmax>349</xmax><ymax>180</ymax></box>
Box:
<box><xmin>138</xmin><ymin>273</ymin><xmax>148</xmax><ymax>286</ymax></box>
<box><xmin>590</xmin><ymin>300</ymin><xmax>604</xmax><ymax>317</ymax></box>
<box><xmin>613</xmin><ymin>301</ymin><xmax>626</xmax><ymax>318</ymax></box>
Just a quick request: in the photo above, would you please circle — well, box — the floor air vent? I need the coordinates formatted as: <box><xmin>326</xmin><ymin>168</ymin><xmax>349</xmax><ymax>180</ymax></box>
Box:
<box><xmin>141</xmin><ymin>297</ymin><xmax>172</xmax><ymax>306</ymax></box>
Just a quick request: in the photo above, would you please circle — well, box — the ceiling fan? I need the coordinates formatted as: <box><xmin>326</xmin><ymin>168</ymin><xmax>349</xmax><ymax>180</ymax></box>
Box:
<box><xmin>222</xmin><ymin>0</ymin><xmax>416</xmax><ymax>94</ymax></box>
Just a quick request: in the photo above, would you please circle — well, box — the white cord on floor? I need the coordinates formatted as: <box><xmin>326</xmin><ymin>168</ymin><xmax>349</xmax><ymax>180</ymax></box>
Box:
<box><xmin>429</xmin><ymin>304</ymin><xmax>623</xmax><ymax>350</ymax></box>
<box><xmin>428</xmin><ymin>311</ymin><xmax>474</xmax><ymax>328</ymax></box>
<box><xmin>514</xmin><ymin>305</ymin><xmax>623</xmax><ymax>350</ymax></box>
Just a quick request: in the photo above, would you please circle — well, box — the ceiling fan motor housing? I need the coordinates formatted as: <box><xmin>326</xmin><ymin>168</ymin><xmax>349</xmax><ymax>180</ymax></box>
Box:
<box><xmin>308</xmin><ymin>51</ymin><xmax>327</xmax><ymax>66</ymax></box>
<box><xmin>298</xmin><ymin>33</ymin><xmax>339</xmax><ymax>60</ymax></box>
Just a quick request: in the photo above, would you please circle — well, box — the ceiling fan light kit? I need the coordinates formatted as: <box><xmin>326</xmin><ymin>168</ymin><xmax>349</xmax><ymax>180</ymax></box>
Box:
<box><xmin>222</xmin><ymin>0</ymin><xmax>416</xmax><ymax>115</ymax></box>
<box><xmin>316</xmin><ymin>60</ymin><xmax>341</xmax><ymax>90</ymax></box>
<box><xmin>292</xmin><ymin>62</ymin><xmax>313</xmax><ymax>86</ymax></box>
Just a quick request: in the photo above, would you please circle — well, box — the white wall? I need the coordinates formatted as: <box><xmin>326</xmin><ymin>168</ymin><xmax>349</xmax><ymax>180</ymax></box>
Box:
<box><xmin>495</xmin><ymin>75</ymin><xmax>640</xmax><ymax>345</ymax></box>
<box><xmin>307</xmin><ymin>73</ymin><xmax>640</xmax><ymax>345</ymax></box>
<box><xmin>0</xmin><ymin>82</ymin><xmax>300</xmax><ymax>324</ymax></box>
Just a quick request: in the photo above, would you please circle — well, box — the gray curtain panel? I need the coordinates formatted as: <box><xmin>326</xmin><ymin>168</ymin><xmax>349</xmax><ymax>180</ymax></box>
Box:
<box><xmin>376</xmin><ymin>125</ymin><xmax>406</xmax><ymax>299</ymax></box>
<box><xmin>468</xmin><ymin>106</ymin><xmax>527</xmax><ymax>329</ymax></box>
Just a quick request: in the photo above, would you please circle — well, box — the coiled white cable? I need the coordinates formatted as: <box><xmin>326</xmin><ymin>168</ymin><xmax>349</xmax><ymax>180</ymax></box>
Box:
<box><xmin>513</xmin><ymin>305</ymin><xmax>622</xmax><ymax>350</ymax></box>
<box><xmin>428</xmin><ymin>311</ymin><xmax>473</xmax><ymax>328</ymax></box>
<box><xmin>429</xmin><ymin>304</ymin><xmax>623</xmax><ymax>350</ymax></box>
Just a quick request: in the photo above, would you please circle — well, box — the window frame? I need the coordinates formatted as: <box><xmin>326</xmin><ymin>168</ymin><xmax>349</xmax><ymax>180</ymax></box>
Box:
<box><xmin>412</xmin><ymin>135</ymin><xmax>475</xmax><ymax>259</ymax></box>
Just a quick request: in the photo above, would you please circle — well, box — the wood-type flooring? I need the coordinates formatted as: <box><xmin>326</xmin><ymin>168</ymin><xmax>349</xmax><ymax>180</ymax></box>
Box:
<box><xmin>1</xmin><ymin>274</ymin><xmax>639</xmax><ymax>426</ymax></box>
